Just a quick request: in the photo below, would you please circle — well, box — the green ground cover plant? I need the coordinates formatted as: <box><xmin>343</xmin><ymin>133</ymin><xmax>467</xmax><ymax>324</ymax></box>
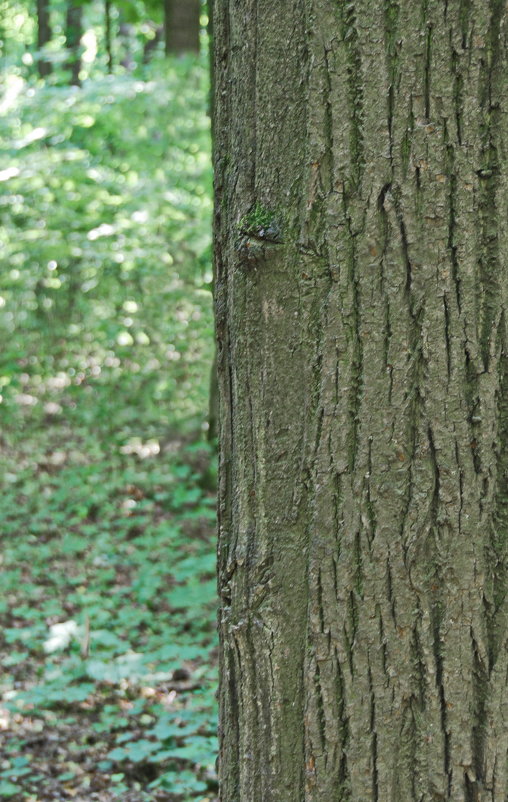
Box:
<box><xmin>0</xmin><ymin>52</ymin><xmax>217</xmax><ymax>801</ymax></box>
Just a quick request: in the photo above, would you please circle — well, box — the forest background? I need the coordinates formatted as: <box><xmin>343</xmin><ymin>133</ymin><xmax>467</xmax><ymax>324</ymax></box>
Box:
<box><xmin>0</xmin><ymin>2</ymin><xmax>218</xmax><ymax>800</ymax></box>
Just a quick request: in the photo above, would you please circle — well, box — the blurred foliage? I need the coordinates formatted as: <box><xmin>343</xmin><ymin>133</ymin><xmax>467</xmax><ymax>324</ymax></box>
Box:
<box><xmin>0</xmin><ymin>13</ymin><xmax>217</xmax><ymax>800</ymax></box>
<box><xmin>0</xmin><ymin>60</ymin><xmax>213</xmax><ymax>432</ymax></box>
<box><xmin>0</xmin><ymin>0</ymin><xmax>178</xmax><ymax>78</ymax></box>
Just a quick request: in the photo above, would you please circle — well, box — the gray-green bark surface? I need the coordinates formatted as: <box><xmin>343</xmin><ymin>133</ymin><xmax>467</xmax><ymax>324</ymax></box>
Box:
<box><xmin>213</xmin><ymin>1</ymin><xmax>508</xmax><ymax>800</ymax></box>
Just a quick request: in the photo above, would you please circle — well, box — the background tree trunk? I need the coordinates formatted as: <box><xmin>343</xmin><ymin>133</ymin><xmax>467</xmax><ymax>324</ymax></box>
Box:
<box><xmin>213</xmin><ymin>1</ymin><xmax>508</xmax><ymax>800</ymax></box>
<box><xmin>0</xmin><ymin>0</ymin><xmax>6</xmax><ymax>66</ymax></box>
<box><xmin>104</xmin><ymin>0</ymin><xmax>113</xmax><ymax>73</ymax></box>
<box><xmin>119</xmin><ymin>18</ymin><xmax>134</xmax><ymax>70</ymax></box>
<box><xmin>36</xmin><ymin>0</ymin><xmax>52</xmax><ymax>78</ymax></box>
<box><xmin>65</xmin><ymin>2</ymin><xmax>83</xmax><ymax>86</ymax></box>
<box><xmin>142</xmin><ymin>24</ymin><xmax>163</xmax><ymax>63</ymax></box>
<box><xmin>164</xmin><ymin>0</ymin><xmax>200</xmax><ymax>55</ymax></box>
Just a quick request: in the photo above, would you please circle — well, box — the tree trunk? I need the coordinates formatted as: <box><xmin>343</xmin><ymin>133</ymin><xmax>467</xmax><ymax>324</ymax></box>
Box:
<box><xmin>119</xmin><ymin>19</ymin><xmax>134</xmax><ymax>70</ymax></box>
<box><xmin>213</xmin><ymin>1</ymin><xmax>508</xmax><ymax>800</ymax></box>
<box><xmin>208</xmin><ymin>351</ymin><xmax>219</xmax><ymax>443</ymax></box>
<box><xmin>65</xmin><ymin>2</ymin><xmax>83</xmax><ymax>86</ymax></box>
<box><xmin>164</xmin><ymin>0</ymin><xmax>200</xmax><ymax>55</ymax></box>
<box><xmin>142</xmin><ymin>24</ymin><xmax>163</xmax><ymax>63</ymax></box>
<box><xmin>0</xmin><ymin>0</ymin><xmax>6</xmax><ymax>65</ymax></box>
<box><xmin>36</xmin><ymin>0</ymin><xmax>52</xmax><ymax>78</ymax></box>
<box><xmin>104</xmin><ymin>0</ymin><xmax>113</xmax><ymax>73</ymax></box>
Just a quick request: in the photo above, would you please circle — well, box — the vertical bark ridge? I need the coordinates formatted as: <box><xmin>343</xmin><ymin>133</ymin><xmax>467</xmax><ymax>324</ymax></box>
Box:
<box><xmin>477</xmin><ymin>0</ymin><xmax>503</xmax><ymax>371</ymax></box>
<box><xmin>383</xmin><ymin>0</ymin><xmax>400</xmax><ymax>157</ymax></box>
<box><xmin>336</xmin><ymin>0</ymin><xmax>365</xmax><ymax>190</ymax></box>
<box><xmin>215</xmin><ymin>1</ymin><xmax>313</xmax><ymax>798</ymax></box>
<box><xmin>486</xmin><ymin>343</ymin><xmax>508</xmax><ymax>669</ymax></box>
<box><xmin>214</xmin><ymin>2</ymin><xmax>240</xmax><ymax>798</ymax></box>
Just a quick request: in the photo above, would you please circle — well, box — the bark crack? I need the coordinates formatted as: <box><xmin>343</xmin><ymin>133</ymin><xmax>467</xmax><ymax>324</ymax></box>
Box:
<box><xmin>368</xmin><ymin>662</ymin><xmax>379</xmax><ymax>802</ymax></box>
<box><xmin>431</xmin><ymin>606</ymin><xmax>453</xmax><ymax>795</ymax></box>
<box><xmin>477</xmin><ymin>0</ymin><xmax>503</xmax><ymax>371</ymax></box>
<box><xmin>424</xmin><ymin>23</ymin><xmax>433</xmax><ymax>120</ymax></box>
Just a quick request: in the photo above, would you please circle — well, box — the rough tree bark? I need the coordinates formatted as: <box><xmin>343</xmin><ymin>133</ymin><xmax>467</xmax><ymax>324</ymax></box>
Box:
<box><xmin>213</xmin><ymin>1</ymin><xmax>508</xmax><ymax>800</ymax></box>
<box><xmin>65</xmin><ymin>2</ymin><xmax>83</xmax><ymax>86</ymax></box>
<box><xmin>36</xmin><ymin>0</ymin><xmax>52</xmax><ymax>78</ymax></box>
<box><xmin>164</xmin><ymin>0</ymin><xmax>200</xmax><ymax>55</ymax></box>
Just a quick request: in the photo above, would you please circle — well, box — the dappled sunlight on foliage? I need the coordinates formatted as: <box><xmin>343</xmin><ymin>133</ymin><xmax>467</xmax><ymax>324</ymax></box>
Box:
<box><xmin>0</xmin><ymin>59</ymin><xmax>213</xmax><ymax>436</ymax></box>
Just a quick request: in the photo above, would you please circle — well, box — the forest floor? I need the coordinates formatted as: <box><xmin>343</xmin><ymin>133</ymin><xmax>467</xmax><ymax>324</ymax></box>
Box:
<box><xmin>0</xmin><ymin>56</ymin><xmax>218</xmax><ymax>801</ymax></box>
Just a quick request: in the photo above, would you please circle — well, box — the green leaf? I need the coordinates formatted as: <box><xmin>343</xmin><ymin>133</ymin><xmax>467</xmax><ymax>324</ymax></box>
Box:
<box><xmin>151</xmin><ymin>769</ymin><xmax>207</xmax><ymax>793</ymax></box>
<box><xmin>0</xmin><ymin>782</ymin><xmax>19</xmax><ymax>797</ymax></box>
